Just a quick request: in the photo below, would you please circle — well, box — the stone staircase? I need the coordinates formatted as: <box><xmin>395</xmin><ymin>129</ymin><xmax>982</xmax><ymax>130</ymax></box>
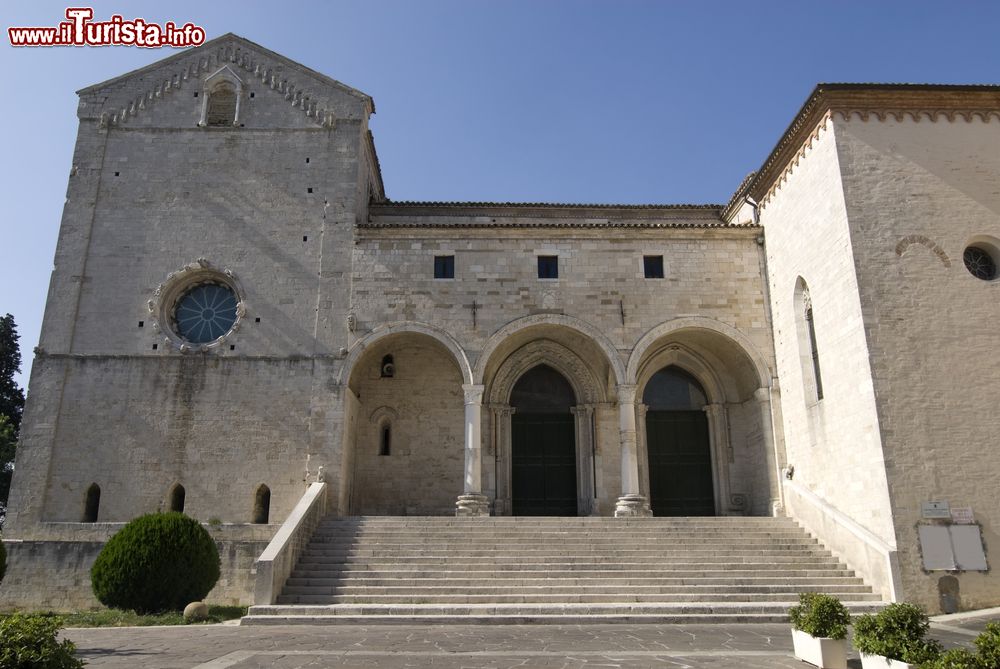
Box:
<box><xmin>242</xmin><ymin>515</ymin><xmax>882</xmax><ymax>624</ymax></box>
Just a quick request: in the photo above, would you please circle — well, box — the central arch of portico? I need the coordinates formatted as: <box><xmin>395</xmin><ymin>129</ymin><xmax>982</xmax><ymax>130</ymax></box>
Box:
<box><xmin>486</xmin><ymin>339</ymin><xmax>605</xmax><ymax>516</ymax></box>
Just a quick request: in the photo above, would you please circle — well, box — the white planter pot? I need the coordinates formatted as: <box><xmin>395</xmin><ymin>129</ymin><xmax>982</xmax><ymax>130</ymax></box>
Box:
<box><xmin>860</xmin><ymin>653</ymin><xmax>916</xmax><ymax>669</ymax></box>
<box><xmin>791</xmin><ymin>629</ymin><xmax>848</xmax><ymax>669</ymax></box>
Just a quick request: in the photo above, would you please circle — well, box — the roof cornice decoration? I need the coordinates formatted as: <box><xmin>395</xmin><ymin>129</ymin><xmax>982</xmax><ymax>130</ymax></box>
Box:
<box><xmin>742</xmin><ymin>84</ymin><xmax>1000</xmax><ymax>212</ymax></box>
<box><xmin>360</xmin><ymin>221</ymin><xmax>757</xmax><ymax>230</ymax></box>
<box><xmin>91</xmin><ymin>35</ymin><xmax>371</xmax><ymax>129</ymax></box>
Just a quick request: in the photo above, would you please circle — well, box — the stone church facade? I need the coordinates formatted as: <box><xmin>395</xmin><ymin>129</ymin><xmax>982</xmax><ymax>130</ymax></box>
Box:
<box><xmin>2</xmin><ymin>34</ymin><xmax>998</xmax><ymax>614</ymax></box>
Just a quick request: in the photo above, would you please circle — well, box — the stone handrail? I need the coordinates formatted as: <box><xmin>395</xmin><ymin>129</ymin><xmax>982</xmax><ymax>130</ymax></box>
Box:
<box><xmin>783</xmin><ymin>478</ymin><xmax>902</xmax><ymax>602</ymax></box>
<box><xmin>253</xmin><ymin>481</ymin><xmax>327</xmax><ymax>605</ymax></box>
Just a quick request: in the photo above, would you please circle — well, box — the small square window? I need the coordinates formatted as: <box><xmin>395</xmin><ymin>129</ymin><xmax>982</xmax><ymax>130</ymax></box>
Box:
<box><xmin>537</xmin><ymin>255</ymin><xmax>558</xmax><ymax>279</ymax></box>
<box><xmin>644</xmin><ymin>255</ymin><xmax>664</xmax><ymax>279</ymax></box>
<box><xmin>434</xmin><ymin>255</ymin><xmax>455</xmax><ymax>279</ymax></box>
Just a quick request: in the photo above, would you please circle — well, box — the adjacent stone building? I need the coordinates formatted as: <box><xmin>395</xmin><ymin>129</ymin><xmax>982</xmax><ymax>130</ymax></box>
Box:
<box><xmin>2</xmin><ymin>34</ymin><xmax>998</xmax><ymax>614</ymax></box>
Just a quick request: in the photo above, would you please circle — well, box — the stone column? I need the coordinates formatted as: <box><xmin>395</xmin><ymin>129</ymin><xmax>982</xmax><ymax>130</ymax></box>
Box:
<box><xmin>754</xmin><ymin>386</ymin><xmax>782</xmax><ymax>515</ymax></box>
<box><xmin>636</xmin><ymin>403</ymin><xmax>649</xmax><ymax>499</ymax></box>
<box><xmin>703</xmin><ymin>403</ymin><xmax>731</xmax><ymax>515</ymax></box>
<box><xmin>492</xmin><ymin>405</ymin><xmax>514</xmax><ymax>516</ymax></box>
<box><xmin>571</xmin><ymin>405</ymin><xmax>597</xmax><ymax>516</ymax></box>
<box><xmin>615</xmin><ymin>384</ymin><xmax>651</xmax><ymax>517</ymax></box>
<box><xmin>456</xmin><ymin>384</ymin><xmax>489</xmax><ymax>516</ymax></box>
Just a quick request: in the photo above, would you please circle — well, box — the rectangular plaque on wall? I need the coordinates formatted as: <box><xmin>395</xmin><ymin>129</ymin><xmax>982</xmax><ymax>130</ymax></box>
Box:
<box><xmin>918</xmin><ymin>524</ymin><xmax>988</xmax><ymax>571</ymax></box>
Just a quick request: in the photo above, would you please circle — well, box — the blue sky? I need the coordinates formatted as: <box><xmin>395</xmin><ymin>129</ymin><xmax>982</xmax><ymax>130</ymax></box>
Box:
<box><xmin>2</xmin><ymin>1</ymin><xmax>999</xmax><ymax>388</ymax></box>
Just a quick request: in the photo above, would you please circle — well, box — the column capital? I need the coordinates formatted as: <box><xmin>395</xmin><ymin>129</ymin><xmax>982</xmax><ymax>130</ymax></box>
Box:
<box><xmin>702</xmin><ymin>402</ymin><xmax>724</xmax><ymax>416</ymax></box>
<box><xmin>616</xmin><ymin>384</ymin><xmax>638</xmax><ymax>404</ymax></box>
<box><xmin>462</xmin><ymin>384</ymin><xmax>485</xmax><ymax>404</ymax></box>
<box><xmin>754</xmin><ymin>387</ymin><xmax>772</xmax><ymax>404</ymax></box>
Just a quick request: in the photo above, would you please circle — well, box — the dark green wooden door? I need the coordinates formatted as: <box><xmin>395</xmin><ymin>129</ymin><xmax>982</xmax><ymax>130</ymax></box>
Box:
<box><xmin>511</xmin><ymin>413</ymin><xmax>577</xmax><ymax>516</ymax></box>
<box><xmin>646</xmin><ymin>410</ymin><xmax>715</xmax><ymax>516</ymax></box>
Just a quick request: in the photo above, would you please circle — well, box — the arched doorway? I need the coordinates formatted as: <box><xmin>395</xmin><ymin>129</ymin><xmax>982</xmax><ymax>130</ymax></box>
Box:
<box><xmin>643</xmin><ymin>366</ymin><xmax>714</xmax><ymax>516</ymax></box>
<box><xmin>510</xmin><ymin>365</ymin><xmax>578</xmax><ymax>516</ymax></box>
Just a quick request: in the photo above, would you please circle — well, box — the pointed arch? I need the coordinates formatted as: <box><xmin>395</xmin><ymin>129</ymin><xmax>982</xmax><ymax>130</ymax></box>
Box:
<box><xmin>474</xmin><ymin>314</ymin><xmax>626</xmax><ymax>388</ymax></box>
<box><xmin>252</xmin><ymin>484</ymin><xmax>271</xmax><ymax>524</ymax></box>
<box><xmin>168</xmin><ymin>483</ymin><xmax>186</xmax><ymax>513</ymax></box>
<box><xmin>627</xmin><ymin>316</ymin><xmax>771</xmax><ymax>393</ymax></box>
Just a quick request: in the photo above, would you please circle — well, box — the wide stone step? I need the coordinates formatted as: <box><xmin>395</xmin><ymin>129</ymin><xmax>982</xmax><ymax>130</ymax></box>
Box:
<box><xmin>243</xmin><ymin>600</ymin><xmax>883</xmax><ymax>626</ymax></box>
<box><xmin>285</xmin><ymin>574</ymin><xmax>866</xmax><ymax>587</ymax></box>
<box><xmin>301</xmin><ymin>547</ymin><xmax>829</xmax><ymax>559</ymax></box>
<box><xmin>309</xmin><ymin>536</ymin><xmax>819</xmax><ymax>546</ymax></box>
<box><xmin>280</xmin><ymin>583</ymin><xmax>876</xmax><ymax>596</ymax></box>
<box><xmin>295</xmin><ymin>556</ymin><xmax>846</xmax><ymax>569</ymax></box>
<box><xmin>275</xmin><ymin>591</ymin><xmax>884</xmax><ymax>604</ymax></box>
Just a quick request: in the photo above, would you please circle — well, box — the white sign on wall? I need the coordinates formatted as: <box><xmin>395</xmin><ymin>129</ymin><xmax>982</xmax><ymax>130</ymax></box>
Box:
<box><xmin>921</xmin><ymin>501</ymin><xmax>951</xmax><ymax>519</ymax></box>
<box><xmin>950</xmin><ymin>507</ymin><xmax>975</xmax><ymax>524</ymax></box>
<box><xmin>918</xmin><ymin>524</ymin><xmax>988</xmax><ymax>571</ymax></box>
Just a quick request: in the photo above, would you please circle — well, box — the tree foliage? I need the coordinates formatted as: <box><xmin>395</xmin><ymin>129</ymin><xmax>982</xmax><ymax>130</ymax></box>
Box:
<box><xmin>91</xmin><ymin>512</ymin><xmax>221</xmax><ymax>613</ymax></box>
<box><xmin>0</xmin><ymin>314</ymin><xmax>24</xmax><ymax>521</ymax></box>
<box><xmin>0</xmin><ymin>314</ymin><xmax>24</xmax><ymax>433</ymax></box>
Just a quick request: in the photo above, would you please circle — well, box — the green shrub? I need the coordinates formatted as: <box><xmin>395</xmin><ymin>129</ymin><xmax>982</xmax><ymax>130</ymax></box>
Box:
<box><xmin>0</xmin><ymin>614</ymin><xmax>85</xmax><ymax>668</ymax></box>
<box><xmin>788</xmin><ymin>592</ymin><xmax>852</xmax><ymax>640</ymax></box>
<box><xmin>853</xmin><ymin>602</ymin><xmax>942</xmax><ymax>664</ymax></box>
<box><xmin>90</xmin><ymin>512</ymin><xmax>220</xmax><ymax>613</ymax></box>
<box><xmin>974</xmin><ymin>621</ymin><xmax>1000</xmax><ymax>668</ymax></box>
<box><xmin>919</xmin><ymin>648</ymin><xmax>984</xmax><ymax>669</ymax></box>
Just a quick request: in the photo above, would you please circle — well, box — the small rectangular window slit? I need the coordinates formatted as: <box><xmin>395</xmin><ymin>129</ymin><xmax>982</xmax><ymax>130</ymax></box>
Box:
<box><xmin>114</xmin><ymin>171</ymin><xmax>120</xmax><ymax>177</ymax></box>
<box><xmin>303</xmin><ymin>235</ymin><xmax>308</xmax><ymax>242</ymax></box>
<box><xmin>152</xmin><ymin>343</ymin><xmax>158</xmax><ymax>350</ymax></box>
<box><xmin>305</xmin><ymin>157</ymin><xmax>310</xmax><ymax>164</ymax></box>
<box><xmin>193</xmin><ymin>92</ymin><xmax>198</xmax><ymax>98</ymax></box>
<box><xmin>229</xmin><ymin>344</ymin><xmax>235</xmax><ymax>351</ymax></box>
<box><xmin>138</xmin><ymin>321</ymin><xmax>144</xmax><ymax>328</ymax></box>
<box><xmin>307</xmin><ymin>187</ymin><xmax>313</xmax><ymax>193</ymax></box>
<box><xmin>255</xmin><ymin>317</ymin><xmax>260</xmax><ymax>323</ymax></box>
<box><xmin>249</xmin><ymin>92</ymin><xmax>255</xmax><ymax>98</ymax></box>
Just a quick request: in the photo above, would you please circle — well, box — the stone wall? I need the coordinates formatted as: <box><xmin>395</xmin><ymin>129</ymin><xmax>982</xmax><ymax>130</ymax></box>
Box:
<box><xmin>835</xmin><ymin>115</ymin><xmax>1000</xmax><ymax>610</ymax></box>
<box><xmin>1</xmin><ymin>523</ymin><xmax>274</xmax><ymax>610</ymax></box>
<box><xmin>759</xmin><ymin>118</ymin><xmax>898</xmax><ymax>594</ymax></box>
<box><xmin>5</xmin><ymin>36</ymin><xmax>371</xmax><ymax>537</ymax></box>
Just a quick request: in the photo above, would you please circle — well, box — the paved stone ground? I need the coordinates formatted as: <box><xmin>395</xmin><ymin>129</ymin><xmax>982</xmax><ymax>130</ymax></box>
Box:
<box><xmin>63</xmin><ymin>620</ymin><xmax>992</xmax><ymax>669</ymax></box>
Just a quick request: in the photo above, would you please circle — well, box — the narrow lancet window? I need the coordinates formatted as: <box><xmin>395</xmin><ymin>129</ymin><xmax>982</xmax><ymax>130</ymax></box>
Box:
<box><xmin>795</xmin><ymin>278</ymin><xmax>824</xmax><ymax>403</ymax></box>
<box><xmin>379</xmin><ymin>424</ymin><xmax>391</xmax><ymax>456</ymax></box>
<box><xmin>253</xmin><ymin>485</ymin><xmax>271</xmax><ymax>524</ymax></box>
<box><xmin>83</xmin><ymin>483</ymin><xmax>101</xmax><ymax>522</ymax></box>
<box><xmin>169</xmin><ymin>483</ymin><xmax>186</xmax><ymax>513</ymax></box>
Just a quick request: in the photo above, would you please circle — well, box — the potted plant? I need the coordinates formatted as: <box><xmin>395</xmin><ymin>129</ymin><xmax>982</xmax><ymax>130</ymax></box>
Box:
<box><xmin>789</xmin><ymin>592</ymin><xmax>852</xmax><ymax>669</ymax></box>
<box><xmin>852</xmin><ymin>603</ymin><xmax>942</xmax><ymax>669</ymax></box>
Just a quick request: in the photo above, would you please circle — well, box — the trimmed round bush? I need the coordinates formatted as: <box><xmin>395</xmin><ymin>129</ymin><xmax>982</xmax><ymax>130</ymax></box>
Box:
<box><xmin>854</xmin><ymin>602</ymin><xmax>942</xmax><ymax>665</ymax></box>
<box><xmin>90</xmin><ymin>512</ymin><xmax>220</xmax><ymax>613</ymax></box>
<box><xmin>788</xmin><ymin>592</ymin><xmax>851</xmax><ymax>640</ymax></box>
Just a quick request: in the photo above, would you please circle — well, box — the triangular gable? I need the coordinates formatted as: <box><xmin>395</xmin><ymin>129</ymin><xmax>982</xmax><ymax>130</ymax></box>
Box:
<box><xmin>79</xmin><ymin>33</ymin><xmax>373</xmax><ymax>128</ymax></box>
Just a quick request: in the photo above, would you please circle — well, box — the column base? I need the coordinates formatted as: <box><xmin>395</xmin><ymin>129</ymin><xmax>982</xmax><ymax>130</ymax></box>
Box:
<box><xmin>455</xmin><ymin>493</ymin><xmax>490</xmax><ymax>517</ymax></box>
<box><xmin>614</xmin><ymin>494</ymin><xmax>652</xmax><ymax>517</ymax></box>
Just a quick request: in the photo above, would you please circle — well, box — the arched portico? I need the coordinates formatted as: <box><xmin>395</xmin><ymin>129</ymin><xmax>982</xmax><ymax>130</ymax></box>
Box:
<box><xmin>485</xmin><ymin>339</ymin><xmax>605</xmax><ymax>516</ymax></box>
<box><xmin>474</xmin><ymin>315</ymin><xmax>650</xmax><ymax>517</ymax></box>
<box><xmin>339</xmin><ymin>323</ymin><xmax>471</xmax><ymax>515</ymax></box>
<box><xmin>627</xmin><ymin>317</ymin><xmax>781</xmax><ymax>516</ymax></box>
